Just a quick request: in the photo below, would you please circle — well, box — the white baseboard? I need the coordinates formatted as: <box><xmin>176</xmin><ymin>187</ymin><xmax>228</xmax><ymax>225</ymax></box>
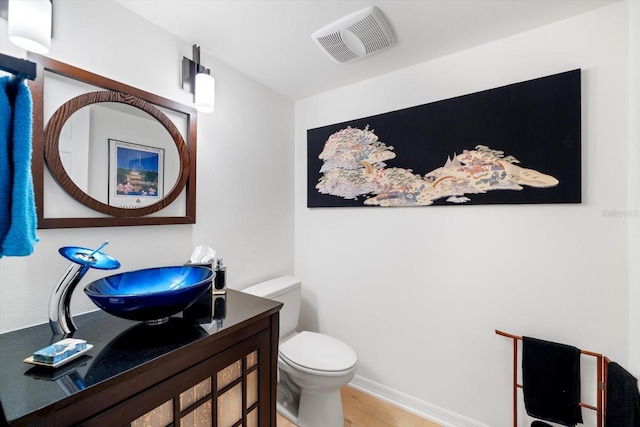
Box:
<box><xmin>348</xmin><ymin>375</ymin><xmax>490</xmax><ymax>427</ymax></box>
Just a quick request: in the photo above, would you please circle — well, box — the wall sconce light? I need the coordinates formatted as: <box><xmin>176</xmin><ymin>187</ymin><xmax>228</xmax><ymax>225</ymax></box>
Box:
<box><xmin>7</xmin><ymin>0</ymin><xmax>52</xmax><ymax>54</ymax></box>
<box><xmin>182</xmin><ymin>44</ymin><xmax>215</xmax><ymax>113</ymax></box>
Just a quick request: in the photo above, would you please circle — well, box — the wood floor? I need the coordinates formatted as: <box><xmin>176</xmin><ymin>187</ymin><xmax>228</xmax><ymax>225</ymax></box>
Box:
<box><xmin>276</xmin><ymin>386</ymin><xmax>442</xmax><ymax>427</ymax></box>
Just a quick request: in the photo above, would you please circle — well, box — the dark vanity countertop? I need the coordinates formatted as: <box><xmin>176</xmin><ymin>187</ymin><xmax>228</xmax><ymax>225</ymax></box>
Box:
<box><xmin>0</xmin><ymin>290</ymin><xmax>281</xmax><ymax>425</ymax></box>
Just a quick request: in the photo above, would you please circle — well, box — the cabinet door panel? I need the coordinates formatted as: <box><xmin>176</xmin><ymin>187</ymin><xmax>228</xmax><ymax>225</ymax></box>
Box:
<box><xmin>180</xmin><ymin>378</ymin><xmax>212</xmax><ymax>412</ymax></box>
<box><xmin>217</xmin><ymin>383</ymin><xmax>243</xmax><ymax>427</ymax></box>
<box><xmin>82</xmin><ymin>328</ymin><xmax>271</xmax><ymax>426</ymax></box>
<box><xmin>180</xmin><ymin>400</ymin><xmax>212</xmax><ymax>427</ymax></box>
<box><xmin>131</xmin><ymin>400</ymin><xmax>173</xmax><ymax>427</ymax></box>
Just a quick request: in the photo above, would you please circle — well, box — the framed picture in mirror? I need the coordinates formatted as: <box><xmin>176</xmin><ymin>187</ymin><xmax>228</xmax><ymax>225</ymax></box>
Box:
<box><xmin>108</xmin><ymin>139</ymin><xmax>165</xmax><ymax>209</ymax></box>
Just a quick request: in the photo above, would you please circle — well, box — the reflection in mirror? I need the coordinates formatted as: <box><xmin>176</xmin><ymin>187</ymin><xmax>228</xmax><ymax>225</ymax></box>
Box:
<box><xmin>45</xmin><ymin>91</ymin><xmax>189</xmax><ymax>218</ymax></box>
<box><xmin>58</xmin><ymin>102</ymin><xmax>179</xmax><ymax>209</ymax></box>
<box><xmin>28</xmin><ymin>54</ymin><xmax>197</xmax><ymax>228</ymax></box>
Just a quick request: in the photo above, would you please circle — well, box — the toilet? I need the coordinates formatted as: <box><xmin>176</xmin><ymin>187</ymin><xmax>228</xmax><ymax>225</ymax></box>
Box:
<box><xmin>242</xmin><ymin>276</ymin><xmax>357</xmax><ymax>427</ymax></box>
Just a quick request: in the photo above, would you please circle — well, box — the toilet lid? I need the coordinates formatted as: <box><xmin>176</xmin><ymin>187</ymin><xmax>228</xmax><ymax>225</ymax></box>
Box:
<box><xmin>279</xmin><ymin>331</ymin><xmax>357</xmax><ymax>373</ymax></box>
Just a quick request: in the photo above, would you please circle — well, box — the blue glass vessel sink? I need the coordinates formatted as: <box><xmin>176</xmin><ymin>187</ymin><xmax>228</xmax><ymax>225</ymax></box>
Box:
<box><xmin>84</xmin><ymin>266</ymin><xmax>214</xmax><ymax>324</ymax></box>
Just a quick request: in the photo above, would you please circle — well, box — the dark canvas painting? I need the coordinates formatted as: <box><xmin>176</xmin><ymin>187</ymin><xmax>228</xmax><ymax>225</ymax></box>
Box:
<box><xmin>307</xmin><ymin>69</ymin><xmax>581</xmax><ymax>208</ymax></box>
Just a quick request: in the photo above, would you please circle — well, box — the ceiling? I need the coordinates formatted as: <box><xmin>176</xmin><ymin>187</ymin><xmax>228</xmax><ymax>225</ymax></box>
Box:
<box><xmin>115</xmin><ymin>0</ymin><xmax>618</xmax><ymax>101</ymax></box>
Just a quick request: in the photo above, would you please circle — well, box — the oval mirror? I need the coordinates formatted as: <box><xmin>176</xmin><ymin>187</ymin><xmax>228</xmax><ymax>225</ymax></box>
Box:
<box><xmin>45</xmin><ymin>91</ymin><xmax>189</xmax><ymax>217</ymax></box>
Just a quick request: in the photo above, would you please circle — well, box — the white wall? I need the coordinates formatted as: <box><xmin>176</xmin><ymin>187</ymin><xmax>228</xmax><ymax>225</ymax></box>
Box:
<box><xmin>295</xmin><ymin>2</ymin><xmax>634</xmax><ymax>425</ymax></box>
<box><xmin>0</xmin><ymin>0</ymin><xmax>294</xmax><ymax>332</ymax></box>
<box><xmin>627</xmin><ymin>0</ymin><xmax>640</xmax><ymax>375</ymax></box>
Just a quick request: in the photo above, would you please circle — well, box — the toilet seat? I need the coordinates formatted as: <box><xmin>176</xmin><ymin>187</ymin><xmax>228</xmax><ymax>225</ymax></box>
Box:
<box><xmin>279</xmin><ymin>331</ymin><xmax>357</xmax><ymax>375</ymax></box>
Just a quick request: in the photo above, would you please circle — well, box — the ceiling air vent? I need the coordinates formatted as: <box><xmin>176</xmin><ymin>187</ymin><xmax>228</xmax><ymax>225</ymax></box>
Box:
<box><xmin>312</xmin><ymin>6</ymin><xmax>395</xmax><ymax>64</ymax></box>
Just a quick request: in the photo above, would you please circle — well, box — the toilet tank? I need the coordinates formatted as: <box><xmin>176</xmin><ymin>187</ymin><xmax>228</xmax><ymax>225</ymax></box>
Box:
<box><xmin>242</xmin><ymin>276</ymin><xmax>301</xmax><ymax>339</ymax></box>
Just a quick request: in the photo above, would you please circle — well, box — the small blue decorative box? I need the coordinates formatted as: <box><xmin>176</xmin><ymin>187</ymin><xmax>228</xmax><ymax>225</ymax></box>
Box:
<box><xmin>33</xmin><ymin>338</ymin><xmax>87</xmax><ymax>365</ymax></box>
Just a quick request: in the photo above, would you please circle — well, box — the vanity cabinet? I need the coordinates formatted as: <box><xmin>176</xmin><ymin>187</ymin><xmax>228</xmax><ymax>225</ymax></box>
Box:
<box><xmin>84</xmin><ymin>329</ymin><xmax>269</xmax><ymax>427</ymax></box>
<box><xmin>0</xmin><ymin>290</ymin><xmax>282</xmax><ymax>427</ymax></box>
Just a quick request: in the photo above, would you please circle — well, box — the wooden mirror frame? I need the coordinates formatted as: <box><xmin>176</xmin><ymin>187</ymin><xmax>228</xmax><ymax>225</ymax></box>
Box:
<box><xmin>29</xmin><ymin>54</ymin><xmax>197</xmax><ymax>228</ymax></box>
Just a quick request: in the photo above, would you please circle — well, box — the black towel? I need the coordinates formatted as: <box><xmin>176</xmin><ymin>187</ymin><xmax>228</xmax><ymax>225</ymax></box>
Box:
<box><xmin>522</xmin><ymin>336</ymin><xmax>583</xmax><ymax>426</ymax></box>
<box><xmin>606</xmin><ymin>362</ymin><xmax>640</xmax><ymax>427</ymax></box>
<box><xmin>531</xmin><ymin>422</ymin><xmax>553</xmax><ymax>427</ymax></box>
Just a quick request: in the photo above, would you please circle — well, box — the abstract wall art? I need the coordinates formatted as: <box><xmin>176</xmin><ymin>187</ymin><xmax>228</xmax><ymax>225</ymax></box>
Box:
<box><xmin>307</xmin><ymin>69</ymin><xmax>581</xmax><ymax>207</ymax></box>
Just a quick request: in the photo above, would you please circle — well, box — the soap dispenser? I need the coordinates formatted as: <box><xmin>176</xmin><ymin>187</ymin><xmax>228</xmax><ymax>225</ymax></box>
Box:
<box><xmin>213</xmin><ymin>258</ymin><xmax>226</xmax><ymax>294</ymax></box>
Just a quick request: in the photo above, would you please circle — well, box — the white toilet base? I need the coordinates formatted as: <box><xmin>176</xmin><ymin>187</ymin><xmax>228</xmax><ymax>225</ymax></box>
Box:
<box><xmin>297</xmin><ymin>388</ymin><xmax>345</xmax><ymax>427</ymax></box>
<box><xmin>277</xmin><ymin>401</ymin><xmax>299</xmax><ymax>425</ymax></box>
<box><xmin>276</xmin><ymin>372</ymin><xmax>346</xmax><ymax>427</ymax></box>
<box><xmin>277</xmin><ymin>387</ymin><xmax>345</xmax><ymax>427</ymax></box>
<box><xmin>276</xmin><ymin>381</ymin><xmax>300</xmax><ymax>424</ymax></box>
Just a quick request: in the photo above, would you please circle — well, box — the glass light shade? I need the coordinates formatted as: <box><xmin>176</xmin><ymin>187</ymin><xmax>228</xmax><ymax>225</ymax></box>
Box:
<box><xmin>195</xmin><ymin>72</ymin><xmax>215</xmax><ymax>113</ymax></box>
<box><xmin>8</xmin><ymin>0</ymin><xmax>52</xmax><ymax>54</ymax></box>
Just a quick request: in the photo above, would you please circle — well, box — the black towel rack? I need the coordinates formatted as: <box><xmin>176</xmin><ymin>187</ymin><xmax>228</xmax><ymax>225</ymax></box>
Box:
<box><xmin>0</xmin><ymin>53</ymin><xmax>36</xmax><ymax>80</ymax></box>
<box><xmin>496</xmin><ymin>329</ymin><xmax>607</xmax><ymax>427</ymax></box>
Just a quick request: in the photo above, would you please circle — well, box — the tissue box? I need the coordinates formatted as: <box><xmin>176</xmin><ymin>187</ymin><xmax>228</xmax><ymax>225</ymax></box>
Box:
<box><xmin>33</xmin><ymin>338</ymin><xmax>87</xmax><ymax>365</ymax></box>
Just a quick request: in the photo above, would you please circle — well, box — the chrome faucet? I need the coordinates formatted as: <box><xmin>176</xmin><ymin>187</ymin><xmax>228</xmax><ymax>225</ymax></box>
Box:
<box><xmin>49</xmin><ymin>242</ymin><xmax>120</xmax><ymax>335</ymax></box>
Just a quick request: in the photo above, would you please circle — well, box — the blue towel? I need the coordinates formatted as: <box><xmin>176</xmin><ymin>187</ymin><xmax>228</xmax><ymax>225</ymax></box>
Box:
<box><xmin>0</xmin><ymin>76</ymin><xmax>39</xmax><ymax>257</ymax></box>
<box><xmin>0</xmin><ymin>78</ymin><xmax>11</xmax><ymax>245</ymax></box>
